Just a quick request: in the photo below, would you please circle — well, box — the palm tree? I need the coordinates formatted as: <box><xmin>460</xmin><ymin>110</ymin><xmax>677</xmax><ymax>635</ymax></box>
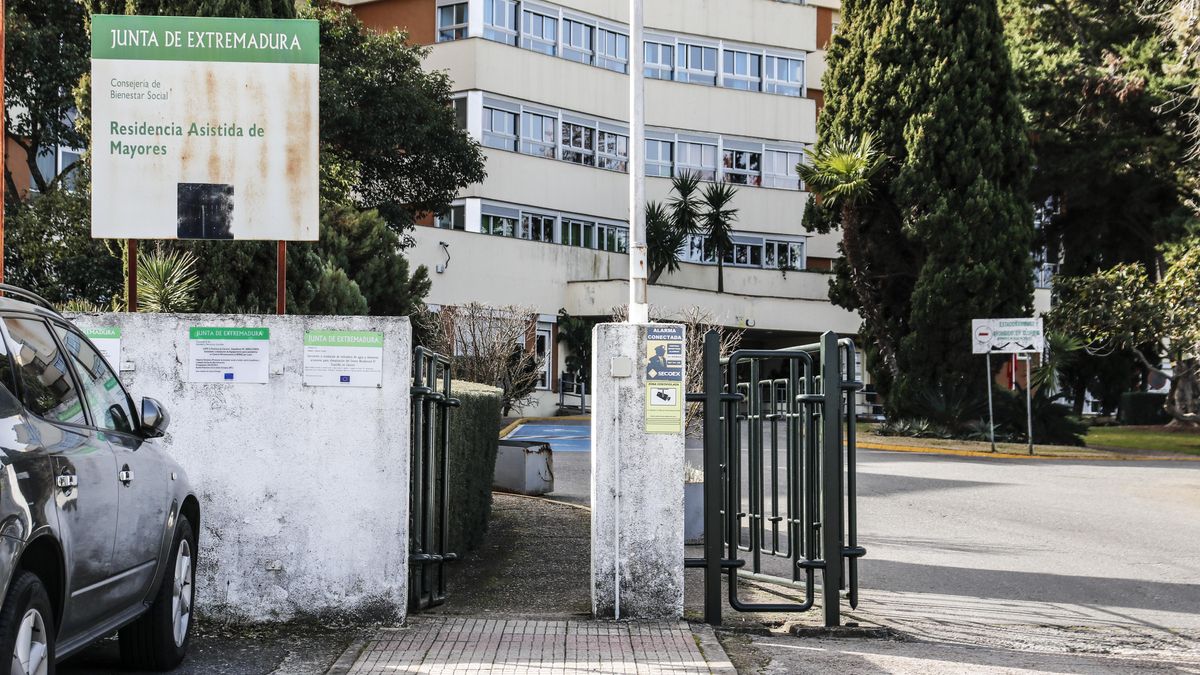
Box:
<box><xmin>667</xmin><ymin>171</ymin><xmax>704</xmax><ymax>238</ymax></box>
<box><xmin>647</xmin><ymin>201</ymin><xmax>686</xmax><ymax>284</ymax></box>
<box><xmin>701</xmin><ymin>182</ymin><xmax>739</xmax><ymax>293</ymax></box>
<box><xmin>798</xmin><ymin>132</ymin><xmax>893</xmax><ymax>374</ymax></box>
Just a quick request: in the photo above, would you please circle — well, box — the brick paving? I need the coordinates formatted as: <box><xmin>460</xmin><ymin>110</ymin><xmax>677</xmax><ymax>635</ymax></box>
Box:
<box><xmin>342</xmin><ymin>617</ymin><xmax>731</xmax><ymax>674</ymax></box>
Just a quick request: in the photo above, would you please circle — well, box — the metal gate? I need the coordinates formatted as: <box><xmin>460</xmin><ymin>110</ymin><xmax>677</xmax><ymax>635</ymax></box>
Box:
<box><xmin>409</xmin><ymin>347</ymin><xmax>460</xmax><ymax>611</ymax></box>
<box><xmin>685</xmin><ymin>330</ymin><xmax>865</xmax><ymax>627</ymax></box>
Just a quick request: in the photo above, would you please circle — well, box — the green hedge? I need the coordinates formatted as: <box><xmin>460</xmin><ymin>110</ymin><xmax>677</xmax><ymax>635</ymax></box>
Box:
<box><xmin>1118</xmin><ymin>392</ymin><xmax>1169</xmax><ymax>426</ymax></box>
<box><xmin>446</xmin><ymin>380</ymin><xmax>502</xmax><ymax>554</ymax></box>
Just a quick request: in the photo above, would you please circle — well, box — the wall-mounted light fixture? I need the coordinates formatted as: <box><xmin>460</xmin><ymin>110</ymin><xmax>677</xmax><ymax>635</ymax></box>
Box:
<box><xmin>435</xmin><ymin>241</ymin><xmax>451</xmax><ymax>274</ymax></box>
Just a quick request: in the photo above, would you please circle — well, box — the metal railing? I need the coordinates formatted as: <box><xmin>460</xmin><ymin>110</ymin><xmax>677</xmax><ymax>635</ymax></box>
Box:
<box><xmin>558</xmin><ymin>375</ymin><xmax>589</xmax><ymax>412</ymax></box>
<box><xmin>685</xmin><ymin>330</ymin><xmax>864</xmax><ymax>627</ymax></box>
<box><xmin>409</xmin><ymin>347</ymin><xmax>461</xmax><ymax>611</ymax></box>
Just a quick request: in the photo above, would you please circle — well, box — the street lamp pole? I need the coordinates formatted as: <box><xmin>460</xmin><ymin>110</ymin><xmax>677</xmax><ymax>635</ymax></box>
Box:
<box><xmin>627</xmin><ymin>0</ymin><xmax>648</xmax><ymax>324</ymax></box>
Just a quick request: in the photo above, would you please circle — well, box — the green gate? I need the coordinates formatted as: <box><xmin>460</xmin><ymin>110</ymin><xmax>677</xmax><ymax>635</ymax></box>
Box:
<box><xmin>409</xmin><ymin>347</ymin><xmax>460</xmax><ymax>611</ymax></box>
<box><xmin>685</xmin><ymin>331</ymin><xmax>865</xmax><ymax>627</ymax></box>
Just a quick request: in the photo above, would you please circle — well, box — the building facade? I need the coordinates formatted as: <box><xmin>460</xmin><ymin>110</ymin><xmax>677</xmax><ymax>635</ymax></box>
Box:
<box><xmin>344</xmin><ymin>0</ymin><xmax>858</xmax><ymax>415</ymax></box>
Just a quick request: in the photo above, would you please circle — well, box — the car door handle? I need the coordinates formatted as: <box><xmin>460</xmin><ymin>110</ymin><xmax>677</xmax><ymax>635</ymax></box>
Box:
<box><xmin>56</xmin><ymin>474</ymin><xmax>78</xmax><ymax>489</ymax></box>
<box><xmin>118</xmin><ymin>466</ymin><xmax>134</xmax><ymax>484</ymax></box>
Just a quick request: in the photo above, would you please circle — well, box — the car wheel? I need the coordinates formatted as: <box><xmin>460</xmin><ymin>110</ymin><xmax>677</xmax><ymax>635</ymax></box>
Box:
<box><xmin>0</xmin><ymin>570</ymin><xmax>55</xmax><ymax>675</ymax></box>
<box><xmin>119</xmin><ymin>517</ymin><xmax>195</xmax><ymax>671</ymax></box>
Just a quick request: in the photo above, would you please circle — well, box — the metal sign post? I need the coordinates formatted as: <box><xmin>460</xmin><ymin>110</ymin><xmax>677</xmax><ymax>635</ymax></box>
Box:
<box><xmin>985</xmin><ymin>352</ymin><xmax>996</xmax><ymax>452</ymax></box>
<box><xmin>973</xmin><ymin>318</ymin><xmax>1044</xmax><ymax>454</ymax></box>
<box><xmin>1021</xmin><ymin>354</ymin><xmax>1034</xmax><ymax>455</ymax></box>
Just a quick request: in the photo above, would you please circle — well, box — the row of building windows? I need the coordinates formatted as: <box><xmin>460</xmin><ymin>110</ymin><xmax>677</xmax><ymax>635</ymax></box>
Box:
<box><xmin>478</xmin><ymin>96</ymin><xmax>806</xmax><ymax>188</ymax></box>
<box><xmin>438</xmin><ymin>0</ymin><xmax>807</xmax><ymax>97</ymax></box>
<box><xmin>436</xmin><ymin>204</ymin><xmax>631</xmax><ymax>254</ymax></box>
<box><xmin>682</xmin><ymin>234</ymin><xmax>806</xmax><ymax>269</ymax></box>
<box><xmin>434</xmin><ymin>202</ymin><xmax>808</xmax><ymax>271</ymax></box>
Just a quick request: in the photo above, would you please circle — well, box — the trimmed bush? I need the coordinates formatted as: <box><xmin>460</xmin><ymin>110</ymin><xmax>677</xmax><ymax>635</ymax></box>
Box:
<box><xmin>446</xmin><ymin>380</ymin><xmax>503</xmax><ymax>554</ymax></box>
<box><xmin>993</xmin><ymin>389</ymin><xmax>1087</xmax><ymax>446</ymax></box>
<box><xmin>1118</xmin><ymin>392</ymin><xmax>1169</xmax><ymax>426</ymax></box>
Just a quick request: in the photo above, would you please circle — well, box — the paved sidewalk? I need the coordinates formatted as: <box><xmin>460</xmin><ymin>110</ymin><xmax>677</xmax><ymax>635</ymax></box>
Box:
<box><xmin>336</xmin><ymin>617</ymin><xmax>735</xmax><ymax>674</ymax></box>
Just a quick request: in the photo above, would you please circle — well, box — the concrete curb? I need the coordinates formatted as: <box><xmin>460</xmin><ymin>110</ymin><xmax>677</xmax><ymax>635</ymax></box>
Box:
<box><xmin>857</xmin><ymin>440</ymin><xmax>1200</xmax><ymax>462</ymax></box>
<box><xmin>324</xmin><ymin>638</ymin><xmax>368</xmax><ymax>675</ymax></box>
<box><xmin>690</xmin><ymin>622</ymin><xmax>738</xmax><ymax>675</ymax></box>
<box><xmin>498</xmin><ymin>415</ymin><xmax>590</xmax><ymax>439</ymax></box>
<box><xmin>492</xmin><ymin>490</ymin><xmax>592</xmax><ymax>511</ymax></box>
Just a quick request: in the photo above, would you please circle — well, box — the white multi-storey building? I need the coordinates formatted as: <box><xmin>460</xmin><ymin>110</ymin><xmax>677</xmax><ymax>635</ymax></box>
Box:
<box><xmin>342</xmin><ymin>0</ymin><xmax>871</xmax><ymax>415</ymax></box>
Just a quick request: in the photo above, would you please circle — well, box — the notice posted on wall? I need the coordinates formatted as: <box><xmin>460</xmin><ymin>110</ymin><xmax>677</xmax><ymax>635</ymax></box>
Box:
<box><xmin>84</xmin><ymin>326</ymin><xmax>122</xmax><ymax>368</ymax></box>
<box><xmin>644</xmin><ymin>325</ymin><xmax>685</xmax><ymax>434</ymax></box>
<box><xmin>303</xmin><ymin>330</ymin><xmax>384</xmax><ymax>388</ymax></box>
<box><xmin>187</xmin><ymin>326</ymin><xmax>269</xmax><ymax>383</ymax></box>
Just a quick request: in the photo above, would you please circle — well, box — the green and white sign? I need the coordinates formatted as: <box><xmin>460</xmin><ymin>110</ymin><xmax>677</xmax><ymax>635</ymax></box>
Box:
<box><xmin>188</xmin><ymin>326</ymin><xmax>270</xmax><ymax>383</ymax></box>
<box><xmin>90</xmin><ymin>15</ymin><xmax>319</xmax><ymax>241</ymax></box>
<box><xmin>84</xmin><ymin>326</ymin><xmax>122</xmax><ymax>367</ymax></box>
<box><xmin>303</xmin><ymin>330</ymin><xmax>384</xmax><ymax>388</ymax></box>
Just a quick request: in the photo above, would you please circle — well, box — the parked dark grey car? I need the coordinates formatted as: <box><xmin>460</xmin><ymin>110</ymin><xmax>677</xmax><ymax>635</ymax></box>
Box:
<box><xmin>0</xmin><ymin>286</ymin><xmax>198</xmax><ymax>674</ymax></box>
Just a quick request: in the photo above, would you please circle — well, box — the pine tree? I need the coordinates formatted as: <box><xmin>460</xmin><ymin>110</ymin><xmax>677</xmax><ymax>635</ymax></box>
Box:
<box><xmin>811</xmin><ymin>0</ymin><xmax>1035</xmax><ymax>407</ymax></box>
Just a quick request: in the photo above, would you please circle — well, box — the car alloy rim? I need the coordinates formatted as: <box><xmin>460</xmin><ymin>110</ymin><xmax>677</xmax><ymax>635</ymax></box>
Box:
<box><xmin>172</xmin><ymin>539</ymin><xmax>193</xmax><ymax>647</ymax></box>
<box><xmin>11</xmin><ymin>608</ymin><xmax>48</xmax><ymax>675</ymax></box>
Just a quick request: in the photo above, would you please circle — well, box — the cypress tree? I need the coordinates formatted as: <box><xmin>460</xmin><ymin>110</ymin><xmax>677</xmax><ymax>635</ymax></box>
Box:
<box><xmin>811</xmin><ymin>0</ymin><xmax>1035</xmax><ymax>407</ymax></box>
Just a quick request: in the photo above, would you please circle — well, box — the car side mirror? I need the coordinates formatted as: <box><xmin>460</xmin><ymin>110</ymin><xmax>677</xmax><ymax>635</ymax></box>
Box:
<box><xmin>140</xmin><ymin>397</ymin><xmax>170</xmax><ymax>438</ymax></box>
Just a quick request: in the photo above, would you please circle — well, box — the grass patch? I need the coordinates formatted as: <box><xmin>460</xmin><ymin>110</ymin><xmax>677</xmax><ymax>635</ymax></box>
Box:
<box><xmin>1084</xmin><ymin>426</ymin><xmax>1200</xmax><ymax>456</ymax></box>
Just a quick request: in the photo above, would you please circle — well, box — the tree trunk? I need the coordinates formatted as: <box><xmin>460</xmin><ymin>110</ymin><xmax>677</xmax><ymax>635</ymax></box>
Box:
<box><xmin>840</xmin><ymin>206</ymin><xmax>900</xmax><ymax>379</ymax></box>
<box><xmin>1166</xmin><ymin>358</ymin><xmax>1200</xmax><ymax>426</ymax></box>
<box><xmin>716</xmin><ymin>255</ymin><xmax>725</xmax><ymax>293</ymax></box>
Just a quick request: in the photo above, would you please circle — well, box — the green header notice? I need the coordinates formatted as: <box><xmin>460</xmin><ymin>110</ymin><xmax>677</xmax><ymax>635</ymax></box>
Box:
<box><xmin>304</xmin><ymin>330</ymin><xmax>385</xmax><ymax>348</ymax></box>
<box><xmin>189</xmin><ymin>327</ymin><xmax>270</xmax><ymax>340</ymax></box>
<box><xmin>92</xmin><ymin>14</ymin><xmax>319</xmax><ymax>64</ymax></box>
<box><xmin>84</xmin><ymin>326</ymin><xmax>121</xmax><ymax>339</ymax></box>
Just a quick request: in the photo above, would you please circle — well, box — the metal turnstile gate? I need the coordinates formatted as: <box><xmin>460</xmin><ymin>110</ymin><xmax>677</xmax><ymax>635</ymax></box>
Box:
<box><xmin>685</xmin><ymin>330</ymin><xmax>865</xmax><ymax>626</ymax></box>
<box><xmin>409</xmin><ymin>347</ymin><xmax>460</xmax><ymax>611</ymax></box>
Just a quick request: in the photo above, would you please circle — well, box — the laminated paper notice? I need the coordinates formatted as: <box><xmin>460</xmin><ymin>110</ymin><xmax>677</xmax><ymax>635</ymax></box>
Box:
<box><xmin>303</xmin><ymin>330</ymin><xmax>384</xmax><ymax>387</ymax></box>
<box><xmin>644</xmin><ymin>325</ymin><xmax>685</xmax><ymax>434</ymax></box>
<box><xmin>83</xmin><ymin>326</ymin><xmax>122</xmax><ymax>368</ymax></box>
<box><xmin>187</xmin><ymin>326</ymin><xmax>269</xmax><ymax>383</ymax></box>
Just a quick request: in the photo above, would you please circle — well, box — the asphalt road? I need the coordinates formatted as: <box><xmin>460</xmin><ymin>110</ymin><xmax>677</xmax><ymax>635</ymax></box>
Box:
<box><xmin>553</xmin><ymin>435</ymin><xmax>1200</xmax><ymax>666</ymax></box>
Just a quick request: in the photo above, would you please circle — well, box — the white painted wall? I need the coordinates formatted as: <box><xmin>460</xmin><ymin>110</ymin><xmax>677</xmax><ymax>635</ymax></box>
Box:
<box><xmin>70</xmin><ymin>312</ymin><xmax>411</xmax><ymax>623</ymax></box>
<box><xmin>409</xmin><ymin>227</ymin><xmax>860</xmax><ymax>334</ymax></box>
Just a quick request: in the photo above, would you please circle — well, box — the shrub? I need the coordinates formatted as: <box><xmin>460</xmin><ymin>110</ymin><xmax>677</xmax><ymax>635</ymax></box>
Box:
<box><xmin>1117</xmin><ymin>392</ymin><xmax>1170</xmax><ymax>426</ymax></box>
<box><xmin>445</xmin><ymin>380</ymin><xmax>503</xmax><ymax>554</ymax></box>
<box><xmin>993</xmin><ymin>388</ymin><xmax>1087</xmax><ymax>446</ymax></box>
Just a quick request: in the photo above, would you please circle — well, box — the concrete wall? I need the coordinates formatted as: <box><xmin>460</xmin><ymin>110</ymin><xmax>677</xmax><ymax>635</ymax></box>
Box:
<box><xmin>590</xmin><ymin>323</ymin><xmax>684</xmax><ymax>619</ymax></box>
<box><xmin>70</xmin><ymin>312</ymin><xmax>411</xmax><ymax>623</ymax></box>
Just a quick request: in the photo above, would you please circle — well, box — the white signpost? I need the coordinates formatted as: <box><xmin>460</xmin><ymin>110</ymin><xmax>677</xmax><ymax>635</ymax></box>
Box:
<box><xmin>90</xmin><ymin>15</ymin><xmax>319</xmax><ymax>241</ymax></box>
<box><xmin>187</xmin><ymin>326</ymin><xmax>270</xmax><ymax>383</ymax></box>
<box><xmin>972</xmin><ymin>318</ymin><xmax>1044</xmax><ymax>454</ymax></box>
<box><xmin>972</xmin><ymin>318</ymin><xmax>1044</xmax><ymax>354</ymax></box>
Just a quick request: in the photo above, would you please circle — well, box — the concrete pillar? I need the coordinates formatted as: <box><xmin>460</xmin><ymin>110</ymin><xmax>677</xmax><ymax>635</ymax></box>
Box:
<box><xmin>591</xmin><ymin>322</ymin><xmax>686</xmax><ymax>619</ymax></box>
